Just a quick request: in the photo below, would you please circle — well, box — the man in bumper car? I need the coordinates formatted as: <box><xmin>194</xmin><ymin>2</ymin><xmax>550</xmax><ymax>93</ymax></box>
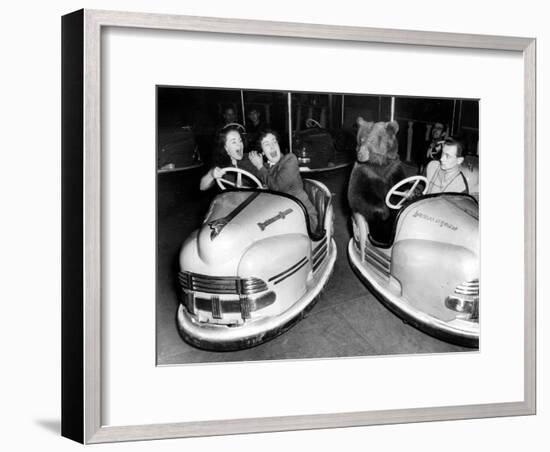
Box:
<box><xmin>248</xmin><ymin>130</ymin><xmax>318</xmax><ymax>232</ymax></box>
<box><xmin>425</xmin><ymin>137</ymin><xmax>470</xmax><ymax>194</ymax></box>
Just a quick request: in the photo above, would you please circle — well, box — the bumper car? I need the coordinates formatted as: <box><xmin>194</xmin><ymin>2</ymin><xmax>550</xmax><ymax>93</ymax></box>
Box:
<box><xmin>348</xmin><ymin>176</ymin><xmax>479</xmax><ymax>347</ymax></box>
<box><xmin>177</xmin><ymin>167</ymin><xmax>337</xmax><ymax>350</ymax></box>
<box><xmin>158</xmin><ymin>126</ymin><xmax>201</xmax><ymax>171</ymax></box>
<box><xmin>461</xmin><ymin>155</ymin><xmax>479</xmax><ymax>197</ymax></box>
<box><xmin>293</xmin><ymin>119</ymin><xmax>337</xmax><ymax>171</ymax></box>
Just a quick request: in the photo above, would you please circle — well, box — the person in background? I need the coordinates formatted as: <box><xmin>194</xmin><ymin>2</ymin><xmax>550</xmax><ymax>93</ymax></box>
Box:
<box><xmin>420</xmin><ymin>122</ymin><xmax>446</xmax><ymax>173</ymax></box>
<box><xmin>248</xmin><ymin>130</ymin><xmax>318</xmax><ymax>232</ymax></box>
<box><xmin>426</xmin><ymin>122</ymin><xmax>446</xmax><ymax>159</ymax></box>
<box><xmin>246</xmin><ymin>108</ymin><xmax>267</xmax><ymax>151</ymax></box>
<box><xmin>199</xmin><ymin>126</ymin><xmax>260</xmax><ymax>191</ymax></box>
<box><xmin>425</xmin><ymin>137</ymin><xmax>469</xmax><ymax>194</ymax></box>
<box><xmin>221</xmin><ymin>106</ymin><xmax>237</xmax><ymax>127</ymax></box>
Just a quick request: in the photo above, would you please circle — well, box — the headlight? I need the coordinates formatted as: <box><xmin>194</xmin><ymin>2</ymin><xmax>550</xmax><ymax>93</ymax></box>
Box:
<box><xmin>445</xmin><ymin>279</ymin><xmax>479</xmax><ymax>321</ymax></box>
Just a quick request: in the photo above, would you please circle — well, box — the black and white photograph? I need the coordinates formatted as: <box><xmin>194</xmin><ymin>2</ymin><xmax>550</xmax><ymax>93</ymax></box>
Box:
<box><xmin>156</xmin><ymin>86</ymin><xmax>480</xmax><ymax>364</ymax></box>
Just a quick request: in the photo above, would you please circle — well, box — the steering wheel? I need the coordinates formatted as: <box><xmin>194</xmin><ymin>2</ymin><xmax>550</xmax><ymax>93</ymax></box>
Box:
<box><xmin>222</xmin><ymin>122</ymin><xmax>246</xmax><ymax>133</ymax></box>
<box><xmin>215</xmin><ymin>167</ymin><xmax>263</xmax><ymax>190</ymax></box>
<box><xmin>385</xmin><ymin>175</ymin><xmax>429</xmax><ymax>210</ymax></box>
<box><xmin>305</xmin><ymin>118</ymin><xmax>322</xmax><ymax>129</ymax></box>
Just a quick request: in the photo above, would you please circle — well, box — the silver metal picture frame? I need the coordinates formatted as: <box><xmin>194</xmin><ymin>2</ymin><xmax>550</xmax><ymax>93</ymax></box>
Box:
<box><xmin>61</xmin><ymin>8</ymin><xmax>536</xmax><ymax>444</ymax></box>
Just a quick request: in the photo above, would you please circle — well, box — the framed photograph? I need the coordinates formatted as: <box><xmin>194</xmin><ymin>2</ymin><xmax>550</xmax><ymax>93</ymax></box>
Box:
<box><xmin>62</xmin><ymin>9</ymin><xmax>536</xmax><ymax>444</ymax></box>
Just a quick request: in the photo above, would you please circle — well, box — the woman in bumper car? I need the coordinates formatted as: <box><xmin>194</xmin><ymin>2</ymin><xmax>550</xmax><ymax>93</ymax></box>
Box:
<box><xmin>199</xmin><ymin>126</ymin><xmax>261</xmax><ymax>191</ymax></box>
<box><xmin>248</xmin><ymin>130</ymin><xmax>318</xmax><ymax>232</ymax></box>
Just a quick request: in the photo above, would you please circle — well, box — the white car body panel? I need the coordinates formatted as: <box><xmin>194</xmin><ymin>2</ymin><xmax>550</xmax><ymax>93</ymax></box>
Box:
<box><xmin>177</xmin><ymin>181</ymin><xmax>336</xmax><ymax>350</ymax></box>
<box><xmin>349</xmin><ymin>193</ymin><xmax>479</xmax><ymax>347</ymax></box>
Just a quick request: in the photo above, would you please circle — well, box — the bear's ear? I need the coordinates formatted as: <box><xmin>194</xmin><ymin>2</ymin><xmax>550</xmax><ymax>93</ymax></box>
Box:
<box><xmin>357</xmin><ymin>117</ymin><xmax>374</xmax><ymax>133</ymax></box>
<box><xmin>386</xmin><ymin>121</ymin><xmax>399</xmax><ymax>135</ymax></box>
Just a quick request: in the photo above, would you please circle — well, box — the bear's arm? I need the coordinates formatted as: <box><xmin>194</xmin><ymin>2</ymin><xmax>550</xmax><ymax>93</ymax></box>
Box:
<box><xmin>388</xmin><ymin>162</ymin><xmax>407</xmax><ymax>188</ymax></box>
<box><xmin>348</xmin><ymin>165</ymin><xmax>390</xmax><ymax>220</ymax></box>
<box><xmin>348</xmin><ymin>161</ymin><xmax>408</xmax><ymax>222</ymax></box>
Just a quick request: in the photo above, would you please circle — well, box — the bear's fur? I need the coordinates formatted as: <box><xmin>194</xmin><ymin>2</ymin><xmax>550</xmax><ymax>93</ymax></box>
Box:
<box><xmin>347</xmin><ymin>118</ymin><xmax>406</xmax><ymax>245</ymax></box>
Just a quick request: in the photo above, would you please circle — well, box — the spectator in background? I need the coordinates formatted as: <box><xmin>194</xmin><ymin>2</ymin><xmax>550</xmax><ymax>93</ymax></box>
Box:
<box><xmin>222</xmin><ymin>106</ymin><xmax>237</xmax><ymax>127</ymax></box>
<box><xmin>425</xmin><ymin>122</ymin><xmax>447</xmax><ymax>160</ymax></box>
<box><xmin>246</xmin><ymin>108</ymin><xmax>267</xmax><ymax>151</ymax></box>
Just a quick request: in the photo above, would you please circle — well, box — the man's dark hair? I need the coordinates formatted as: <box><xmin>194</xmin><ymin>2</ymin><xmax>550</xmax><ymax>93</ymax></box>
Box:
<box><xmin>443</xmin><ymin>137</ymin><xmax>464</xmax><ymax>157</ymax></box>
<box><xmin>258</xmin><ymin>129</ymin><xmax>287</xmax><ymax>154</ymax></box>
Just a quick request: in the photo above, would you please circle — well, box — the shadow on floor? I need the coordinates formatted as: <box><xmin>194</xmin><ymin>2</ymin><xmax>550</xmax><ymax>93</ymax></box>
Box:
<box><xmin>34</xmin><ymin>419</ymin><xmax>60</xmax><ymax>435</ymax></box>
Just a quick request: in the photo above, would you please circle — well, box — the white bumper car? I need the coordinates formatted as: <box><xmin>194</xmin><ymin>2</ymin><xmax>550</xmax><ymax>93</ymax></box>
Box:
<box><xmin>348</xmin><ymin>176</ymin><xmax>479</xmax><ymax>347</ymax></box>
<box><xmin>177</xmin><ymin>168</ymin><xmax>337</xmax><ymax>350</ymax></box>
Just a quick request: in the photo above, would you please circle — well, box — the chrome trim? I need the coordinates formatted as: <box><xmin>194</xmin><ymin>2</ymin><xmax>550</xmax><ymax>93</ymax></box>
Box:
<box><xmin>191</xmin><ymin>292</ymin><xmax>277</xmax><ymax>318</ymax></box>
<box><xmin>179</xmin><ymin>272</ymin><xmax>268</xmax><ymax>295</ymax></box>
<box><xmin>185</xmin><ymin>292</ymin><xmax>195</xmax><ymax>315</ymax></box>
<box><xmin>268</xmin><ymin>257</ymin><xmax>308</xmax><ymax>282</ymax></box>
<box><xmin>313</xmin><ymin>239</ymin><xmax>326</xmax><ymax>254</ymax></box>
<box><xmin>454</xmin><ymin>279</ymin><xmax>479</xmax><ymax>296</ymax></box>
<box><xmin>363</xmin><ymin>242</ymin><xmax>391</xmax><ymax>277</ymax></box>
<box><xmin>240</xmin><ymin>296</ymin><xmax>251</xmax><ymax>319</ymax></box>
<box><xmin>445</xmin><ymin>296</ymin><xmax>479</xmax><ymax>320</ymax></box>
<box><xmin>313</xmin><ymin>241</ymin><xmax>328</xmax><ymax>260</ymax></box>
<box><xmin>312</xmin><ymin>241</ymin><xmax>328</xmax><ymax>272</ymax></box>
<box><xmin>211</xmin><ymin>296</ymin><xmax>222</xmax><ymax>319</ymax></box>
<box><xmin>273</xmin><ymin>259</ymin><xmax>309</xmax><ymax>285</ymax></box>
<box><xmin>445</xmin><ymin>279</ymin><xmax>479</xmax><ymax>320</ymax></box>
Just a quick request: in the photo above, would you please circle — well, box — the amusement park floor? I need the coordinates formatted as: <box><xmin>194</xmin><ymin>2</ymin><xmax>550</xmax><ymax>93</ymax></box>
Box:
<box><xmin>156</xmin><ymin>165</ymin><xmax>472</xmax><ymax>365</ymax></box>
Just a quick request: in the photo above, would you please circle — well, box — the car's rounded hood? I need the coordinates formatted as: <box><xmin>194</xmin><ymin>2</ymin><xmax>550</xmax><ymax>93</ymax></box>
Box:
<box><xmin>389</xmin><ymin>194</ymin><xmax>479</xmax><ymax>322</ymax></box>
<box><xmin>396</xmin><ymin>195</ymin><xmax>478</xmax><ymax>254</ymax></box>
<box><xmin>180</xmin><ymin>190</ymin><xmax>308</xmax><ymax>275</ymax></box>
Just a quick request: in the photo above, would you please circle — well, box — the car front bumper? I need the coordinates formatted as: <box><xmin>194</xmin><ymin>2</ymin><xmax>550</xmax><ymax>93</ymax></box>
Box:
<box><xmin>348</xmin><ymin>240</ymin><xmax>479</xmax><ymax>348</ymax></box>
<box><xmin>177</xmin><ymin>239</ymin><xmax>337</xmax><ymax>351</ymax></box>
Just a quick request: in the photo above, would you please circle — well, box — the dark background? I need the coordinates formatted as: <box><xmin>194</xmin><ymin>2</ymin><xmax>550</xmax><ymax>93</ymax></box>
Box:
<box><xmin>157</xmin><ymin>86</ymin><xmax>479</xmax><ymax>170</ymax></box>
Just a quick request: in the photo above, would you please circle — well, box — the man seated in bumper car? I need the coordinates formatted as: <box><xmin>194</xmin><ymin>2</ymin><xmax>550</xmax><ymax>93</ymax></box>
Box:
<box><xmin>249</xmin><ymin>130</ymin><xmax>318</xmax><ymax>232</ymax></box>
<box><xmin>425</xmin><ymin>138</ymin><xmax>469</xmax><ymax>195</ymax></box>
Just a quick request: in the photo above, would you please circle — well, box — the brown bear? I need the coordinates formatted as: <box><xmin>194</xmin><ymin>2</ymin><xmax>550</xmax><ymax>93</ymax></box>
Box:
<box><xmin>347</xmin><ymin>118</ymin><xmax>406</xmax><ymax>245</ymax></box>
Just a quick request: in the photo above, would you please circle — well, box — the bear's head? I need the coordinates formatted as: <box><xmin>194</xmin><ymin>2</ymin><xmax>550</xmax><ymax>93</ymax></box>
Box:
<box><xmin>356</xmin><ymin>117</ymin><xmax>400</xmax><ymax>166</ymax></box>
